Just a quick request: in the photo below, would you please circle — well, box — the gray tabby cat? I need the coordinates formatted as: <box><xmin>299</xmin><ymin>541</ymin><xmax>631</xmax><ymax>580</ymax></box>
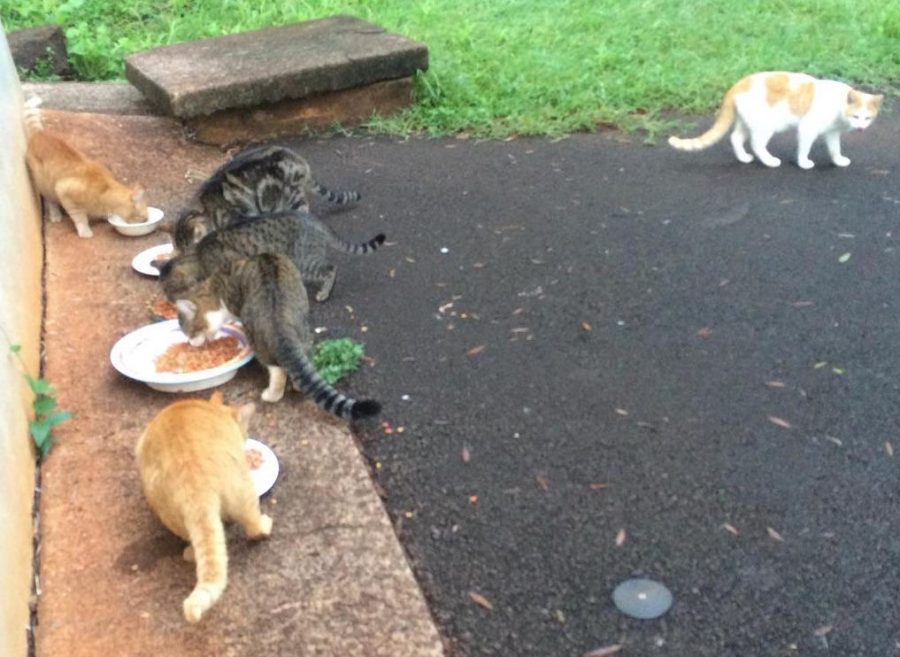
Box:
<box><xmin>174</xmin><ymin>253</ymin><xmax>381</xmax><ymax>420</ymax></box>
<box><xmin>173</xmin><ymin>145</ymin><xmax>361</xmax><ymax>252</ymax></box>
<box><xmin>156</xmin><ymin>210</ymin><xmax>385</xmax><ymax>302</ymax></box>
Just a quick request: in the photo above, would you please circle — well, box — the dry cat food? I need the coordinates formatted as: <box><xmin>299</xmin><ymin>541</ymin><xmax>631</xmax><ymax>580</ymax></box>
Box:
<box><xmin>154</xmin><ymin>336</ymin><xmax>241</xmax><ymax>374</ymax></box>
<box><xmin>245</xmin><ymin>448</ymin><xmax>263</xmax><ymax>470</ymax></box>
<box><xmin>149</xmin><ymin>296</ymin><xmax>177</xmax><ymax>320</ymax></box>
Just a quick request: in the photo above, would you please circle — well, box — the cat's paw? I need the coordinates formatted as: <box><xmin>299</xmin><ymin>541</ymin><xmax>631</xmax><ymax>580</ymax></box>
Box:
<box><xmin>260</xmin><ymin>387</ymin><xmax>285</xmax><ymax>403</ymax></box>
<box><xmin>761</xmin><ymin>156</ymin><xmax>782</xmax><ymax>168</ymax></box>
<box><xmin>315</xmin><ymin>288</ymin><xmax>332</xmax><ymax>302</ymax></box>
<box><xmin>75</xmin><ymin>226</ymin><xmax>94</xmax><ymax>238</ymax></box>
<box><xmin>735</xmin><ymin>152</ymin><xmax>754</xmax><ymax>164</ymax></box>
<box><xmin>832</xmin><ymin>155</ymin><xmax>851</xmax><ymax>167</ymax></box>
<box><xmin>797</xmin><ymin>158</ymin><xmax>815</xmax><ymax>170</ymax></box>
<box><xmin>256</xmin><ymin>514</ymin><xmax>274</xmax><ymax>538</ymax></box>
<box><xmin>183</xmin><ymin>588</ymin><xmax>215</xmax><ymax>623</ymax></box>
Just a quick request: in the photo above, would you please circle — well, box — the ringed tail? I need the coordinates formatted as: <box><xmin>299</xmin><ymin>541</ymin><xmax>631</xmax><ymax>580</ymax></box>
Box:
<box><xmin>274</xmin><ymin>337</ymin><xmax>381</xmax><ymax>420</ymax></box>
<box><xmin>311</xmin><ymin>180</ymin><xmax>361</xmax><ymax>205</ymax></box>
<box><xmin>668</xmin><ymin>85</ymin><xmax>738</xmax><ymax>152</ymax></box>
<box><xmin>24</xmin><ymin>96</ymin><xmax>43</xmax><ymax>136</ymax></box>
<box><xmin>327</xmin><ymin>230</ymin><xmax>386</xmax><ymax>256</ymax></box>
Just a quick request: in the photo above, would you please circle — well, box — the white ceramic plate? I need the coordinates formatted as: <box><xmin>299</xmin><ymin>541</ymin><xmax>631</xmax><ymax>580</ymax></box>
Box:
<box><xmin>244</xmin><ymin>438</ymin><xmax>279</xmax><ymax>496</ymax></box>
<box><xmin>132</xmin><ymin>243</ymin><xmax>175</xmax><ymax>277</ymax></box>
<box><xmin>110</xmin><ymin>320</ymin><xmax>254</xmax><ymax>392</ymax></box>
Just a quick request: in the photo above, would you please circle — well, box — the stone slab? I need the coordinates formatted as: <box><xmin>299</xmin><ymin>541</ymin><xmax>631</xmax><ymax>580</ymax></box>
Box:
<box><xmin>125</xmin><ymin>15</ymin><xmax>428</xmax><ymax>119</ymax></box>
<box><xmin>186</xmin><ymin>77</ymin><xmax>413</xmax><ymax>146</ymax></box>
<box><xmin>8</xmin><ymin>25</ymin><xmax>71</xmax><ymax>77</ymax></box>
<box><xmin>35</xmin><ymin>110</ymin><xmax>445</xmax><ymax>657</ymax></box>
<box><xmin>22</xmin><ymin>81</ymin><xmax>159</xmax><ymax>116</ymax></box>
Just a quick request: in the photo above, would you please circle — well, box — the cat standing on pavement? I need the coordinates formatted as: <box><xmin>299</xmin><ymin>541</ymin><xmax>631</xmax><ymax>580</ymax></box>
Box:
<box><xmin>172</xmin><ymin>145</ymin><xmax>361</xmax><ymax>251</ymax></box>
<box><xmin>24</xmin><ymin>97</ymin><xmax>148</xmax><ymax>237</ymax></box>
<box><xmin>136</xmin><ymin>392</ymin><xmax>271</xmax><ymax>623</ymax></box>
<box><xmin>668</xmin><ymin>72</ymin><xmax>883</xmax><ymax>169</ymax></box>
<box><xmin>174</xmin><ymin>253</ymin><xmax>381</xmax><ymax>420</ymax></box>
<box><xmin>157</xmin><ymin>210</ymin><xmax>385</xmax><ymax>303</ymax></box>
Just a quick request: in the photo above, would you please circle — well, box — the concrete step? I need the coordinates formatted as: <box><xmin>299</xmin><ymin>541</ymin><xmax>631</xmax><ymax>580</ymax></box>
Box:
<box><xmin>124</xmin><ymin>15</ymin><xmax>428</xmax><ymax>119</ymax></box>
<box><xmin>22</xmin><ymin>81</ymin><xmax>159</xmax><ymax>116</ymax></box>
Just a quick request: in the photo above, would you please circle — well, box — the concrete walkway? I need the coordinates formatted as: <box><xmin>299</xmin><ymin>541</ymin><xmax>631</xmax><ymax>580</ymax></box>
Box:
<box><xmin>33</xmin><ymin>107</ymin><xmax>444</xmax><ymax>657</ymax></box>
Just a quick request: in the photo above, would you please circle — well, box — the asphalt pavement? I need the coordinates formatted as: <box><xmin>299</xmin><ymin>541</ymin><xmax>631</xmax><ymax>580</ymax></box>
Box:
<box><xmin>283</xmin><ymin>113</ymin><xmax>900</xmax><ymax>657</ymax></box>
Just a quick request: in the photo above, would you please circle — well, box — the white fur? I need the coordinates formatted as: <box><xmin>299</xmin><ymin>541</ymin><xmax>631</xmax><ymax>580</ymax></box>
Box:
<box><xmin>731</xmin><ymin>73</ymin><xmax>877</xmax><ymax>169</ymax></box>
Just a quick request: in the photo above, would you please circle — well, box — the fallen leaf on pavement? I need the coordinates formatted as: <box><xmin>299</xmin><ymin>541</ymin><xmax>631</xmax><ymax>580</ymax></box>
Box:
<box><xmin>584</xmin><ymin>644</ymin><xmax>623</xmax><ymax>657</ymax></box>
<box><xmin>469</xmin><ymin>591</ymin><xmax>493</xmax><ymax>610</ymax></box>
<box><xmin>582</xmin><ymin>321</ymin><xmax>593</xmax><ymax>331</ymax></box>
<box><xmin>535</xmin><ymin>474</ymin><xmax>550</xmax><ymax>490</ymax></box>
<box><xmin>768</xmin><ymin>416</ymin><xmax>792</xmax><ymax>430</ymax></box>
<box><xmin>696</xmin><ymin>327</ymin><xmax>713</xmax><ymax>338</ymax></box>
<box><xmin>885</xmin><ymin>442</ymin><xmax>894</xmax><ymax>457</ymax></box>
<box><xmin>615</xmin><ymin>528</ymin><xmax>626</xmax><ymax>546</ymax></box>
<box><xmin>814</xmin><ymin>625</ymin><xmax>833</xmax><ymax>637</ymax></box>
<box><xmin>723</xmin><ymin>523</ymin><xmax>739</xmax><ymax>536</ymax></box>
<box><xmin>838</xmin><ymin>252</ymin><xmax>851</xmax><ymax>263</ymax></box>
<box><xmin>766</xmin><ymin>380</ymin><xmax>786</xmax><ymax>388</ymax></box>
<box><xmin>466</xmin><ymin>345</ymin><xmax>486</xmax><ymax>357</ymax></box>
<box><xmin>767</xmin><ymin>527</ymin><xmax>785</xmax><ymax>542</ymax></box>
<box><xmin>461</xmin><ymin>446</ymin><xmax>471</xmax><ymax>463</ymax></box>
<box><xmin>590</xmin><ymin>482</ymin><xmax>609</xmax><ymax>490</ymax></box>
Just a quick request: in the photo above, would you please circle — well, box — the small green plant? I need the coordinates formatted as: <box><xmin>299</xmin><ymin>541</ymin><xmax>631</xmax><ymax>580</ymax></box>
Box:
<box><xmin>17</xmin><ymin>47</ymin><xmax>63</xmax><ymax>82</ymax></box>
<box><xmin>312</xmin><ymin>338</ymin><xmax>365</xmax><ymax>385</ymax></box>
<box><xmin>6</xmin><ymin>342</ymin><xmax>72</xmax><ymax>461</ymax></box>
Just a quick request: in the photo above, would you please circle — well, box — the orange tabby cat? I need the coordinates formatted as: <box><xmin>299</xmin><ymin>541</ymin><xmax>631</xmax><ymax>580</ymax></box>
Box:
<box><xmin>24</xmin><ymin>97</ymin><xmax>148</xmax><ymax>237</ymax></box>
<box><xmin>135</xmin><ymin>392</ymin><xmax>272</xmax><ymax>623</ymax></box>
<box><xmin>669</xmin><ymin>72</ymin><xmax>882</xmax><ymax>169</ymax></box>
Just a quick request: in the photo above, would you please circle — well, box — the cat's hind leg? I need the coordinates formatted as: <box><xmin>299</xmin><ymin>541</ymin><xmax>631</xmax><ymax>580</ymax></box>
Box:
<box><xmin>824</xmin><ymin>131</ymin><xmax>850</xmax><ymax>167</ymax></box>
<box><xmin>729</xmin><ymin>120</ymin><xmax>754</xmax><ymax>164</ymax></box>
<box><xmin>233</xmin><ymin>486</ymin><xmax>273</xmax><ymax>540</ymax></box>
<box><xmin>749</xmin><ymin>127</ymin><xmax>781</xmax><ymax>168</ymax></box>
<box><xmin>261</xmin><ymin>365</ymin><xmax>288</xmax><ymax>403</ymax></box>
<box><xmin>306</xmin><ymin>264</ymin><xmax>336</xmax><ymax>302</ymax></box>
<box><xmin>43</xmin><ymin>198</ymin><xmax>64</xmax><ymax>222</ymax></box>
<box><xmin>55</xmin><ymin>183</ymin><xmax>93</xmax><ymax>237</ymax></box>
<box><xmin>183</xmin><ymin>510</ymin><xmax>228</xmax><ymax>623</ymax></box>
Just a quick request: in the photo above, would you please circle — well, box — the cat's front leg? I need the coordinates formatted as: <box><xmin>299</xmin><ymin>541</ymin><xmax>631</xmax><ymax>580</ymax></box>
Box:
<box><xmin>261</xmin><ymin>365</ymin><xmax>287</xmax><ymax>402</ymax></box>
<box><xmin>796</xmin><ymin>127</ymin><xmax>818</xmax><ymax>170</ymax></box>
<box><xmin>824</xmin><ymin>132</ymin><xmax>850</xmax><ymax>167</ymax></box>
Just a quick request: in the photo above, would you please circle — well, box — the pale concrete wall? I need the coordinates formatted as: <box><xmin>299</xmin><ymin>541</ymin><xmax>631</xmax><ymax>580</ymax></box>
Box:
<box><xmin>0</xmin><ymin>21</ymin><xmax>44</xmax><ymax>657</ymax></box>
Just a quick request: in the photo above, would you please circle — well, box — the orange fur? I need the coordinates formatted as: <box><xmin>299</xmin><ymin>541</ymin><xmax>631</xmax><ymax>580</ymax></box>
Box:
<box><xmin>24</xmin><ymin>99</ymin><xmax>148</xmax><ymax>238</ymax></box>
<box><xmin>135</xmin><ymin>392</ymin><xmax>271</xmax><ymax>623</ymax></box>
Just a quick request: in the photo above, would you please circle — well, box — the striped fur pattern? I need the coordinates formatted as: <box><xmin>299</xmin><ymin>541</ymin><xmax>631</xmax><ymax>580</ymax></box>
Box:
<box><xmin>157</xmin><ymin>210</ymin><xmax>385</xmax><ymax>302</ymax></box>
<box><xmin>668</xmin><ymin>72</ymin><xmax>883</xmax><ymax>169</ymax></box>
<box><xmin>172</xmin><ymin>145</ymin><xmax>360</xmax><ymax>251</ymax></box>
<box><xmin>174</xmin><ymin>254</ymin><xmax>381</xmax><ymax>420</ymax></box>
<box><xmin>135</xmin><ymin>392</ymin><xmax>270</xmax><ymax>623</ymax></box>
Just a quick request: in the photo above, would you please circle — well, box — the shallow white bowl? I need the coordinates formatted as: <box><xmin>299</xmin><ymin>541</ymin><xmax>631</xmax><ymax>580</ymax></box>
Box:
<box><xmin>110</xmin><ymin>319</ymin><xmax>254</xmax><ymax>393</ymax></box>
<box><xmin>245</xmin><ymin>438</ymin><xmax>279</xmax><ymax>496</ymax></box>
<box><xmin>132</xmin><ymin>242</ymin><xmax>174</xmax><ymax>277</ymax></box>
<box><xmin>109</xmin><ymin>206</ymin><xmax>165</xmax><ymax>236</ymax></box>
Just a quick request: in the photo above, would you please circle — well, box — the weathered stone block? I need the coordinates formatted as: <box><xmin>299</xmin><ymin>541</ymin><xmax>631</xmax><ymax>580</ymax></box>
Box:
<box><xmin>185</xmin><ymin>77</ymin><xmax>413</xmax><ymax>146</ymax></box>
<box><xmin>125</xmin><ymin>15</ymin><xmax>428</xmax><ymax>119</ymax></box>
<box><xmin>8</xmin><ymin>24</ymin><xmax>71</xmax><ymax>78</ymax></box>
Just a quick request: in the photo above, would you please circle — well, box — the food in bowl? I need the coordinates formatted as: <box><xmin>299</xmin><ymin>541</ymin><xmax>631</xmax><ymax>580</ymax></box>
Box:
<box><xmin>109</xmin><ymin>206</ymin><xmax>165</xmax><ymax>236</ymax></box>
<box><xmin>245</xmin><ymin>448</ymin><xmax>264</xmax><ymax>471</ymax></box>
<box><xmin>154</xmin><ymin>335</ymin><xmax>242</xmax><ymax>374</ymax></box>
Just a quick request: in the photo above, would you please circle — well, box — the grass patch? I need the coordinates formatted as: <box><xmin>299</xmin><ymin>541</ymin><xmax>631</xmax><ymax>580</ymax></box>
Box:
<box><xmin>3</xmin><ymin>0</ymin><xmax>898</xmax><ymax>137</ymax></box>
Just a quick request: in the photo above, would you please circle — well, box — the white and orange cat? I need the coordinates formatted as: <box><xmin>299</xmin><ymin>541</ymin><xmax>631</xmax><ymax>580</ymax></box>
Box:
<box><xmin>24</xmin><ymin>97</ymin><xmax>148</xmax><ymax>237</ymax></box>
<box><xmin>669</xmin><ymin>72</ymin><xmax>883</xmax><ymax>169</ymax></box>
<box><xmin>135</xmin><ymin>392</ymin><xmax>272</xmax><ymax>623</ymax></box>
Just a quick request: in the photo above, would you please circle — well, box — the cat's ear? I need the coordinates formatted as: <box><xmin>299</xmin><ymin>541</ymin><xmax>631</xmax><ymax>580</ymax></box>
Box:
<box><xmin>174</xmin><ymin>299</ymin><xmax>197</xmax><ymax>320</ymax></box>
<box><xmin>847</xmin><ymin>89</ymin><xmax>861</xmax><ymax>105</ymax></box>
<box><xmin>235</xmin><ymin>402</ymin><xmax>255</xmax><ymax>430</ymax></box>
<box><xmin>209</xmin><ymin>391</ymin><xmax>224</xmax><ymax>405</ymax></box>
<box><xmin>872</xmin><ymin>94</ymin><xmax>884</xmax><ymax>109</ymax></box>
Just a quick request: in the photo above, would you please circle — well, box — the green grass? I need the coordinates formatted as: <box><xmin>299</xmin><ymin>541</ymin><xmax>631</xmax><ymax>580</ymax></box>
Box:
<box><xmin>3</xmin><ymin>0</ymin><xmax>898</xmax><ymax>137</ymax></box>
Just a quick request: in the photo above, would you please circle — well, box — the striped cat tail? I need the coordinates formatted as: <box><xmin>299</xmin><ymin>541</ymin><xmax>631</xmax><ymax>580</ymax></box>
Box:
<box><xmin>327</xmin><ymin>231</ymin><xmax>386</xmax><ymax>256</ymax></box>
<box><xmin>23</xmin><ymin>96</ymin><xmax>44</xmax><ymax>136</ymax></box>
<box><xmin>668</xmin><ymin>85</ymin><xmax>738</xmax><ymax>152</ymax></box>
<box><xmin>311</xmin><ymin>180</ymin><xmax>361</xmax><ymax>205</ymax></box>
<box><xmin>274</xmin><ymin>337</ymin><xmax>381</xmax><ymax>420</ymax></box>
<box><xmin>183</xmin><ymin>499</ymin><xmax>228</xmax><ymax>623</ymax></box>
